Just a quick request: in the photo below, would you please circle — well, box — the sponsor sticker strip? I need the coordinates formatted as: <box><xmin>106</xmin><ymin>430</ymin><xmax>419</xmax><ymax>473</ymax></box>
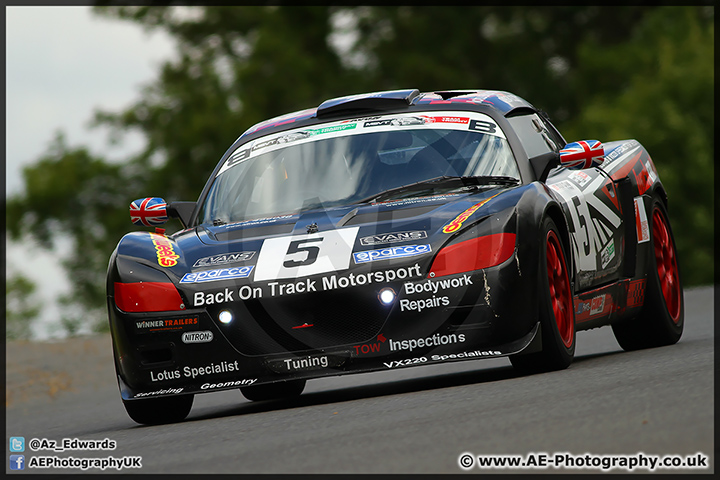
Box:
<box><xmin>634</xmin><ymin>197</ymin><xmax>650</xmax><ymax>243</ymax></box>
<box><xmin>192</xmin><ymin>263</ymin><xmax>423</xmax><ymax>305</ymax></box>
<box><xmin>151</xmin><ymin>234</ymin><xmax>179</xmax><ymax>267</ymax></box>
<box><xmin>442</xmin><ymin>193</ymin><xmax>501</xmax><ymax>233</ymax></box>
<box><xmin>219</xmin><ymin>110</ymin><xmax>506</xmax><ymax>176</ymax></box>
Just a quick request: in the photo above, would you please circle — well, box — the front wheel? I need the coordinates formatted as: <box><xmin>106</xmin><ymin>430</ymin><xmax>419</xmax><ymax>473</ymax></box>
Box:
<box><xmin>240</xmin><ymin>379</ymin><xmax>306</xmax><ymax>401</ymax></box>
<box><xmin>511</xmin><ymin>217</ymin><xmax>575</xmax><ymax>373</ymax></box>
<box><xmin>122</xmin><ymin>394</ymin><xmax>194</xmax><ymax>425</ymax></box>
<box><xmin>612</xmin><ymin>197</ymin><xmax>683</xmax><ymax>350</ymax></box>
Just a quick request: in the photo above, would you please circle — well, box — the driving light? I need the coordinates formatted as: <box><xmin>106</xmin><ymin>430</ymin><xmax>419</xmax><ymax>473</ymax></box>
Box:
<box><xmin>218</xmin><ymin>310</ymin><xmax>234</xmax><ymax>324</ymax></box>
<box><xmin>429</xmin><ymin>233</ymin><xmax>516</xmax><ymax>278</ymax></box>
<box><xmin>378</xmin><ymin>288</ymin><xmax>396</xmax><ymax>305</ymax></box>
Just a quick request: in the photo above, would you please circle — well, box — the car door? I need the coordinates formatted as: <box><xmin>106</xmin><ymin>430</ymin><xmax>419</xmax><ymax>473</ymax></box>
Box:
<box><xmin>507</xmin><ymin>113</ymin><xmax>625</xmax><ymax>292</ymax></box>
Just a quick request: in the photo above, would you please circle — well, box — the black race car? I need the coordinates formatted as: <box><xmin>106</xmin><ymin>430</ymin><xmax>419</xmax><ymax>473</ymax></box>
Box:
<box><xmin>107</xmin><ymin>89</ymin><xmax>683</xmax><ymax>424</ymax></box>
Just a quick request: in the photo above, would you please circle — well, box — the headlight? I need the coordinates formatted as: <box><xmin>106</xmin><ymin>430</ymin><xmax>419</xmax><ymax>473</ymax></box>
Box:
<box><xmin>114</xmin><ymin>282</ymin><xmax>185</xmax><ymax>312</ymax></box>
<box><xmin>428</xmin><ymin>233</ymin><xmax>516</xmax><ymax>278</ymax></box>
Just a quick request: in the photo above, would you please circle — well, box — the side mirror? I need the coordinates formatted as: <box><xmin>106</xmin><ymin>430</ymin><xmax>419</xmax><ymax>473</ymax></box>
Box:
<box><xmin>529</xmin><ymin>151</ymin><xmax>560</xmax><ymax>183</ymax></box>
<box><xmin>559</xmin><ymin>140</ymin><xmax>605</xmax><ymax>170</ymax></box>
<box><xmin>130</xmin><ymin>197</ymin><xmax>168</xmax><ymax>227</ymax></box>
<box><xmin>129</xmin><ymin>198</ymin><xmax>197</xmax><ymax>229</ymax></box>
<box><xmin>167</xmin><ymin>202</ymin><xmax>196</xmax><ymax>229</ymax></box>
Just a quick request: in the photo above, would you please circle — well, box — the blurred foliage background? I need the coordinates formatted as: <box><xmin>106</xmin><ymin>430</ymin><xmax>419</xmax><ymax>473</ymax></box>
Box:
<box><xmin>6</xmin><ymin>5</ymin><xmax>714</xmax><ymax>337</ymax></box>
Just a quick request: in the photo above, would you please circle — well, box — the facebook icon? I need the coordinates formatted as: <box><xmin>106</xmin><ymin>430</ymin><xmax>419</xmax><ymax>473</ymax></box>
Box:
<box><xmin>10</xmin><ymin>455</ymin><xmax>25</xmax><ymax>470</ymax></box>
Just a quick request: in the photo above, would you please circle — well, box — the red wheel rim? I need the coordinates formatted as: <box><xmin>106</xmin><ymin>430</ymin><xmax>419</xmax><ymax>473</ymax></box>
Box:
<box><xmin>652</xmin><ymin>208</ymin><xmax>681</xmax><ymax>323</ymax></box>
<box><xmin>546</xmin><ymin>230</ymin><xmax>573</xmax><ymax>348</ymax></box>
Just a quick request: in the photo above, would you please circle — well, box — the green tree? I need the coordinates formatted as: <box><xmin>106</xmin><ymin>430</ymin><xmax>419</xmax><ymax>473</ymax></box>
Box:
<box><xmin>6</xmin><ymin>6</ymin><xmax>713</xmax><ymax>334</ymax></box>
<box><xmin>560</xmin><ymin>6</ymin><xmax>714</xmax><ymax>286</ymax></box>
<box><xmin>6</xmin><ymin>273</ymin><xmax>42</xmax><ymax>340</ymax></box>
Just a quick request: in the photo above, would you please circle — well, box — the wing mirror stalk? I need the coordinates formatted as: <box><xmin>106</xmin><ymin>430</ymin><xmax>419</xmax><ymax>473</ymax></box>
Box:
<box><xmin>529</xmin><ymin>152</ymin><xmax>560</xmax><ymax>183</ymax></box>
<box><xmin>166</xmin><ymin>202</ymin><xmax>196</xmax><ymax>229</ymax></box>
<box><xmin>130</xmin><ymin>198</ymin><xmax>196</xmax><ymax>229</ymax></box>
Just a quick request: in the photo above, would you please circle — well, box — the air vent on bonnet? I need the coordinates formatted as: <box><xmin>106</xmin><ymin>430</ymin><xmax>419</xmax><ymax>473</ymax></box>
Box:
<box><xmin>339</xmin><ymin>205</ymin><xmax>438</xmax><ymax>226</ymax></box>
<box><xmin>317</xmin><ymin>89</ymin><xmax>420</xmax><ymax>118</ymax></box>
<box><xmin>212</xmin><ymin>223</ymin><xmax>295</xmax><ymax>241</ymax></box>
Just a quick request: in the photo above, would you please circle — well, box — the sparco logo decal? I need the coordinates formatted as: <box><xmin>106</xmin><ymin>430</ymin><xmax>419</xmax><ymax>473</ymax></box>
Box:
<box><xmin>180</xmin><ymin>266</ymin><xmax>254</xmax><ymax>284</ymax></box>
<box><xmin>151</xmin><ymin>233</ymin><xmax>180</xmax><ymax>267</ymax></box>
<box><xmin>442</xmin><ymin>193</ymin><xmax>500</xmax><ymax>234</ymax></box>
<box><xmin>353</xmin><ymin>244</ymin><xmax>431</xmax><ymax>264</ymax></box>
<box><xmin>182</xmin><ymin>331</ymin><xmax>214</xmax><ymax>343</ymax></box>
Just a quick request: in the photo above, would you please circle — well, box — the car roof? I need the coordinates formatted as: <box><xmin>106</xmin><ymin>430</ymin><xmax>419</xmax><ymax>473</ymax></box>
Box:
<box><xmin>238</xmin><ymin>89</ymin><xmax>537</xmax><ymax>141</ymax></box>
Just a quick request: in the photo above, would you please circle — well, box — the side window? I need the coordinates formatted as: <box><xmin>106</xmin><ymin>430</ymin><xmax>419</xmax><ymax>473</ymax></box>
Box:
<box><xmin>506</xmin><ymin>114</ymin><xmax>561</xmax><ymax>158</ymax></box>
<box><xmin>538</xmin><ymin>114</ymin><xmax>566</xmax><ymax>149</ymax></box>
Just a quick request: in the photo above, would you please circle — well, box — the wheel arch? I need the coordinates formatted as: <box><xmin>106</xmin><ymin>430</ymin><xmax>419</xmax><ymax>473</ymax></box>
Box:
<box><xmin>514</xmin><ymin>183</ymin><xmax>577</xmax><ymax>303</ymax></box>
<box><xmin>543</xmin><ymin>202</ymin><xmax>574</xmax><ymax>289</ymax></box>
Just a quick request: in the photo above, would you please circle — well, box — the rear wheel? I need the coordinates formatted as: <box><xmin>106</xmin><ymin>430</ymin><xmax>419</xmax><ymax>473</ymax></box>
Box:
<box><xmin>612</xmin><ymin>197</ymin><xmax>683</xmax><ymax>350</ymax></box>
<box><xmin>511</xmin><ymin>217</ymin><xmax>575</xmax><ymax>373</ymax></box>
<box><xmin>122</xmin><ymin>394</ymin><xmax>194</xmax><ymax>425</ymax></box>
<box><xmin>240</xmin><ymin>379</ymin><xmax>306</xmax><ymax>401</ymax></box>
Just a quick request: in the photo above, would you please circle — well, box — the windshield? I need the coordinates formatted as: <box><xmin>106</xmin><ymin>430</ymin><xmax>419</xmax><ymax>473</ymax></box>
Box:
<box><xmin>200</xmin><ymin>111</ymin><xmax>518</xmax><ymax>225</ymax></box>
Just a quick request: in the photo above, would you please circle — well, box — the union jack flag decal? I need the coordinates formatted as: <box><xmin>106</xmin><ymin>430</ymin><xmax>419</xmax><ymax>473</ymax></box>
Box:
<box><xmin>559</xmin><ymin>140</ymin><xmax>605</xmax><ymax>170</ymax></box>
<box><xmin>130</xmin><ymin>197</ymin><xmax>168</xmax><ymax>227</ymax></box>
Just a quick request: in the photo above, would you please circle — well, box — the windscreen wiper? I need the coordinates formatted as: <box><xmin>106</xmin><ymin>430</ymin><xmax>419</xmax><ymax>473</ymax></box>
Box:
<box><xmin>359</xmin><ymin>175</ymin><xmax>520</xmax><ymax>204</ymax></box>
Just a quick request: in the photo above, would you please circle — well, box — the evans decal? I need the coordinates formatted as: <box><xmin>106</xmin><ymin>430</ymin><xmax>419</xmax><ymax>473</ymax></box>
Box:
<box><xmin>180</xmin><ymin>266</ymin><xmax>254</xmax><ymax>284</ymax></box>
<box><xmin>353</xmin><ymin>244</ymin><xmax>431</xmax><ymax>264</ymax></box>
<box><xmin>193</xmin><ymin>252</ymin><xmax>255</xmax><ymax>268</ymax></box>
<box><xmin>360</xmin><ymin>230</ymin><xmax>427</xmax><ymax>246</ymax></box>
<box><xmin>182</xmin><ymin>331</ymin><xmax>214</xmax><ymax>344</ymax></box>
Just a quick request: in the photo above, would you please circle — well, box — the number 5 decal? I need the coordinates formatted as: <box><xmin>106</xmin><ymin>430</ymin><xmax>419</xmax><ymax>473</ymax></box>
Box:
<box><xmin>254</xmin><ymin>227</ymin><xmax>360</xmax><ymax>281</ymax></box>
<box><xmin>283</xmin><ymin>238</ymin><xmax>323</xmax><ymax>267</ymax></box>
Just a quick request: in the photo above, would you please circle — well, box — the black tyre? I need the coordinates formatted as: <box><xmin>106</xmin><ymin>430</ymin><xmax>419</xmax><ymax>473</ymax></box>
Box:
<box><xmin>511</xmin><ymin>217</ymin><xmax>575</xmax><ymax>373</ymax></box>
<box><xmin>122</xmin><ymin>394</ymin><xmax>194</xmax><ymax>425</ymax></box>
<box><xmin>612</xmin><ymin>197</ymin><xmax>683</xmax><ymax>350</ymax></box>
<box><xmin>240</xmin><ymin>379</ymin><xmax>306</xmax><ymax>401</ymax></box>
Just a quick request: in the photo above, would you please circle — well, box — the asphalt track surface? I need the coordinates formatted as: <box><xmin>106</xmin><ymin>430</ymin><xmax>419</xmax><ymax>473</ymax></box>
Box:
<box><xmin>6</xmin><ymin>286</ymin><xmax>714</xmax><ymax>474</ymax></box>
